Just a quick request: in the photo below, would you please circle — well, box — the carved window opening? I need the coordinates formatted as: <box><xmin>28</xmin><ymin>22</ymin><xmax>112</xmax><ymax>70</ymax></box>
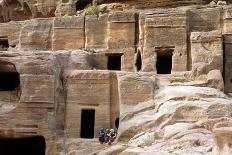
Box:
<box><xmin>156</xmin><ymin>48</ymin><xmax>174</xmax><ymax>74</ymax></box>
<box><xmin>115</xmin><ymin>117</ymin><xmax>119</xmax><ymax>129</ymax></box>
<box><xmin>0</xmin><ymin>136</ymin><xmax>46</xmax><ymax>155</ymax></box>
<box><xmin>107</xmin><ymin>54</ymin><xmax>122</xmax><ymax>71</ymax></box>
<box><xmin>76</xmin><ymin>0</ymin><xmax>92</xmax><ymax>11</ymax></box>
<box><xmin>135</xmin><ymin>51</ymin><xmax>142</xmax><ymax>71</ymax></box>
<box><xmin>81</xmin><ymin>109</ymin><xmax>95</xmax><ymax>138</ymax></box>
<box><xmin>0</xmin><ymin>62</ymin><xmax>20</xmax><ymax>91</ymax></box>
<box><xmin>0</xmin><ymin>37</ymin><xmax>9</xmax><ymax>51</ymax></box>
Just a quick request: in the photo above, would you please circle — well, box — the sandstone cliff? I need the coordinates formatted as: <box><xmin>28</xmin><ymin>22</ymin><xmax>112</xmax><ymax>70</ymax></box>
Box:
<box><xmin>0</xmin><ymin>1</ymin><xmax>232</xmax><ymax>155</ymax></box>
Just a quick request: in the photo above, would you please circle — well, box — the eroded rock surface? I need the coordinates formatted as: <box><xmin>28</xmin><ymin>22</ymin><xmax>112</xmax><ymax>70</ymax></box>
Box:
<box><xmin>0</xmin><ymin>1</ymin><xmax>232</xmax><ymax>155</ymax></box>
<box><xmin>112</xmin><ymin>76</ymin><xmax>232</xmax><ymax>154</ymax></box>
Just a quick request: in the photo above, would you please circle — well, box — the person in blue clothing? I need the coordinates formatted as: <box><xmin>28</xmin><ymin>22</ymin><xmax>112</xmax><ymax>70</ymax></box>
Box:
<box><xmin>98</xmin><ymin>128</ymin><xmax>105</xmax><ymax>144</ymax></box>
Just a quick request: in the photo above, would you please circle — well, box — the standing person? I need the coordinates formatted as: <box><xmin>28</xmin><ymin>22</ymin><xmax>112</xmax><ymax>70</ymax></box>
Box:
<box><xmin>98</xmin><ymin>128</ymin><xmax>105</xmax><ymax>144</ymax></box>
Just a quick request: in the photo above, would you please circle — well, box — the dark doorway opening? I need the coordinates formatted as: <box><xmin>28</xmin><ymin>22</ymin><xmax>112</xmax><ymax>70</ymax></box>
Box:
<box><xmin>0</xmin><ymin>38</ymin><xmax>9</xmax><ymax>51</ymax></box>
<box><xmin>81</xmin><ymin>109</ymin><xmax>95</xmax><ymax>138</ymax></box>
<box><xmin>0</xmin><ymin>63</ymin><xmax>20</xmax><ymax>91</ymax></box>
<box><xmin>0</xmin><ymin>136</ymin><xmax>46</xmax><ymax>155</ymax></box>
<box><xmin>76</xmin><ymin>0</ymin><xmax>92</xmax><ymax>11</ymax></box>
<box><xmin>115</xmin><ymin>118</ymin><xmax>119</xmax><ymax>129</ymax></box>
<box><xmin>107</xmin><ymin>54</ymin><xmax>122</xmax><ymax>71</ymax></box>
<box><xmin>135</xmin><ymin>51</ymin><xmax>142</xmax><ymax>71</ymax></box>
<box><xmin>156</xmin><ymin>48</ymin><xmax>173</xmax><ymax>74</ymax></box>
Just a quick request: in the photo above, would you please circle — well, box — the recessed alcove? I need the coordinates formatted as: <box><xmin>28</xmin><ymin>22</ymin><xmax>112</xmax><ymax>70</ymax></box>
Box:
<box><xmin>0</xmin><ymin>38</ymin><xmax>9</xmax><ymax>51</ymax></box>
<box><xmin>80</xmin><ymin>109</ymin><xmax>95</xmax><ymax>138</ymax></box>
<box><xmin>76</xmin><ymin>0</ymin><xmax>92</xmax><ymax>11</ymax></box>
<box><xmin>115</xmin><ymin>117</ymin><xmax>119</xmax><ymax>129</ymax></box>
<box><xmin>0</xmin><ymin>136</ymin><xmax>46</xmax><ymax>155</ymax></box>
<box><xmin>107</xmin><ymin>54</ymin><xmax>122</xmax><ymax>71</ymax></box>
<box><xmin>135</xmin><ymin>51</ymin><xmax>142</xmax><ymax>71</ymax></box>
<box><xmin>0</xmin><ymin>62</ymin><xmax>20</xmax><ymax>91</ymax></box>
<box><xmin>156</xmin><ymin>48</ymin><xmax>174</xmax><ymax>74</ymax></box>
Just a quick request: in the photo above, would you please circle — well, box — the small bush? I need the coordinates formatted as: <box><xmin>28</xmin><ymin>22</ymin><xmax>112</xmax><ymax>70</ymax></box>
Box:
<box><xmin>84</xmin><ymin>4</ymin><xmax>100</xmax><ymax>15</ymax></box>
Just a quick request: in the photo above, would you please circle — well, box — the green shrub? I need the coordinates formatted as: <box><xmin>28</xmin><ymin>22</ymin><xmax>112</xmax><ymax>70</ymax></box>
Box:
<box><xmin>84</xmin><ymin>4</ymin><xmax>100</xmax><ymax>15</ymax></box>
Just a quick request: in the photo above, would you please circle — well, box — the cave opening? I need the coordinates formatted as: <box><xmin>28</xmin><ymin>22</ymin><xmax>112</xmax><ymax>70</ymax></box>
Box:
<box><xmin>76</xmin><ymin>0</ymin><xmax>92</xmax><ymax>11</ymax></box>
<box><xmin>0</xmin><ymin>38</ymin><xmax>9</xmax><ymax>51</ymax></box>
<box><xmin>107</xmin><ymin>54</ymin><xmax>122</xmax><ymax>71</ymax></box>
<box><xmin>81</xmin><ymin>109</ymin><xmax>95</xmax><ymax>138</ymax></box>
<box><xmin>0</xmin><ymin>136</ymin><xmax>46</xmax><ymax>155</ymax></box>
<box><xmin>0</xmin><ymin>63</ymin><xmax>20</xmax><ymax>91</ymax></box>
<box><xmin>135</xmin><ymin>51</ymin><xmax>142</xmax><ymax>71</ymax></box>
<box><xmin>115</xmin><ymin>118</ymin><xmax>119</xmax><ymax>129</ymax></box>
<box><xmin>156</xmin><ymin>48</ymin><xmax>173</xmax><ymax>74</ymax></box>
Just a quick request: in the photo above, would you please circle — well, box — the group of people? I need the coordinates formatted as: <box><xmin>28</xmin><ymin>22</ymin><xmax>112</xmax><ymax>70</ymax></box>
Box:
<box><xmin>98</xmin><ymin>128</ymin><xmax>117</xmax><ymax>145</ymax></box>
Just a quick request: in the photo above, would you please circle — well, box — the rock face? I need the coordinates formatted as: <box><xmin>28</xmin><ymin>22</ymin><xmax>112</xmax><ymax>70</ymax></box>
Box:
<box><xmin>97</xmin><ymin>0</ymin><xmax>212</xmax><ymax>9</ymax></box>
<box><xmin>0</xmin><ymin>0</ymin><xmax>60</xmax><ymax>22</ymax></box>
<box><xmin>0</xmin><ymin>1</ymin><xmax>232</xmax><ymax>155</ymax></box>
<box><xmin>117</xmin><ymin>75</ymin><xmax>232</xmax><ymax>154</ymax></box>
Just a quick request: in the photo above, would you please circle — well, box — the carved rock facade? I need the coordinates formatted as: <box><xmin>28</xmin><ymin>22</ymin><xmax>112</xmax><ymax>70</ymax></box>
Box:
<box><xmin>0</xmin><ymin>1</ymin><xmax>232</xmax><ymax>155</ymax></box>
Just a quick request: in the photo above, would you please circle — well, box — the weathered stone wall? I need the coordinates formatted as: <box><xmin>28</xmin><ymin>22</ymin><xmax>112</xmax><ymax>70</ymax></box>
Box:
<box><xmin>0</xmin><ymin>0</ymin><xmax>60</xmax><ymax>22</ymax></box>
<box><xmin>0</xmin><ymin>3</ymin><xmax>232</xmax><ymax>155</ymax></box>
<box><xmin>187</xmin><ymin>8</ymin><xmax>221</xmax><ymax>32</ymax></box>
<box><xmin>117</xmin><ymin>73</ymin><xmax>155</xmax><ymax>141</ymax></box>
<box><xmin>0</xmin><ymin>51</ymin><xmax>120</xmax><ymax>154</ymax></box>
<box><xmin>19</xmin><ymin>19</ymin><xmax>53</xmax><ymax>50</ymax></box>
<box><xmin>109</xmin><ymin>72</ymin><xmax>120</xmax><ymax>129</ymax></box>
<box><xmin>2</xmin><ymin>7</ymin><xmax>225</xmax><ymax>74</ymax></box>
<box><xmin>97</xmin><ymin>0</ymin><xmax>210</xmax><ymax>9</ymax></box>
<box><xmin>108</xmin><ymin>12</ymin><xmax>136</xmax><ymax>49</ymax></box>
<box><xmin>85</xmin><ymin>15</ymin><xmax>108</xmax><ymax>49</ymax></box>
<box><xmin>0</xmin><ymin>7</ymin><xmax>230</xmax><ymax>75</ymax></box>
<box><xmin>65</xmin><ymin>72</ymin><xmax>110</xmax><ymax>138</ymax></box>
<box><xmin>140</xmin><ymin>13</ymin><xmax>187</xmax><ymax>72</ymax></box>
<box><xmin>65</xmin><ymin>71</ymin><xmax>120</xmax><ymax>138</ymax></box>
<box><xmin>115</xmin><ymin>72</ymin><xmax>232</xmax><ymax>155</ymax></box>
<box><xmin>0</xmin><ymin>22</ymin><xmax>22</xmax><ymax>48</ymax></box>
<box><xmin>0</xmin><ymin>51</ymin><xmax>64</xmax><ymax>155</ymax></box>
<box><xmin>52</xmin><ymin>16</ymin><xmax>85</xmax><ymax>51</ymax></box>
<box><xmin>191</xmin><ymin>31</ymin><xmax>223</xmax><ymax>77</ymax></box>
<box><xmin>224</xmin><ymin>8</ymin><xmax>232</xmax><ymax>33</ymax></box>
<box><xmin>0</xmin><ymin>0</ymin><xmax>214</xmax><ymax>23</ymax></box>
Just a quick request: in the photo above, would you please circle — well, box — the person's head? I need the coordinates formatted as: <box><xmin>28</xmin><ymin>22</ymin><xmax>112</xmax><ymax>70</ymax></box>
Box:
<box><xmin>106</xmin><ymin>128</ymin><xmax>110</xmax><ymax>133</ymax></box>
<box><xmin>99</xmin><ymin>128</ymin><xmax>104</xmax><ymax>132</ymax></box>
<box><xmin>110</xmin><ymin>129</ymin><xmax>114</xmax><ymax>133</ymax></box>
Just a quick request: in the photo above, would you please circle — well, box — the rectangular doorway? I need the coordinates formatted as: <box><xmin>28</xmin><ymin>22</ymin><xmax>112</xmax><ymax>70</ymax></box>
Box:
<box><xmin>156</xmin><ymin>47</ymin><xmax>174</xmax><ymax>74</ymax></box>
<box><xmin>0</xmin><ymin>37</ymin><xmax>9</xmax><ymax>51</ymax></box>
<box><xmin>107</xmin><ymin>54</ymin><xmax>122</xmax><ymax>70</ymax></box>
<box><xmin>80</xmin><ymin>109</ymin><xmax>95</xmax><ymax>138</ymax></box>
